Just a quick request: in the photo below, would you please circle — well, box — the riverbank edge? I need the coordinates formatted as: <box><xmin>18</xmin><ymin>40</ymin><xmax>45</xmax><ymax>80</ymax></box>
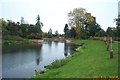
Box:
<box><xmin>2</xmin><ymin>39</ymin><xmax>44</xmax><ymax>46</ymax></box>
<box><xmin>31</xmin><ymin>39</ymin><xmax>84</xmax><ymax>78</ymax></box>
<box><xmin>31</xmin><ymin>39</ymin><xmax>118</xmax><ymax>78</ymax></box>
<box><xmin>2</xmin><ymin>38</ymin><xmax>72</xmax><ymax>46</ymax></box>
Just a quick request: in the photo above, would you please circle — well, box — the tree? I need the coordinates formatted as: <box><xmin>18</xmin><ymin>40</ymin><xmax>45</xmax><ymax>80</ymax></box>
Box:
<box><xmin>20</xmin><ymin>17</ymin><xmax>25</xmax><ymax>24</ymax></box>
<box><xmin>116</xmin><ymin>26</ymin><xmax>120</xmax><ymax>37</ymax></box>
<box><xmin>0</xmin><ymin>18</ymin><xmax>9</xmax><ymax>35</ymax></box>
<box><xmin>115</xmin><ymin>17</ymin><xmax>120</xmax><ymax>41</ymax></box>
<box><xmin>83</xmin><ymin>13</ymin><xmax>101</xmax><ymax>37</ymax></box>
<box><xmin>68</xmin><ymin>8</ymin><xmax>101</xmax><ymax>38</ymax></box>
<box><xmin>106</xmin><ymin>27</ymin><xmax>113</xmax><ymax>37</ymax></box>
<box><xmin>115</xmin><ymin>17</ymin><xmax>120</xmax><ymax>26</ymax></box>
<box><xmin>6</xmin><ymin>20</ymin><xmax>19</xmax><ymax>35</ymax></box>
<box><xmin>35</xmin><ymin>15</ymin><xmax>44</xmax><ymax>39</ymax></box>
<box><xmin>85</xmin><ymin>13</ymin><xmax>95</xmax><ymax>24</ymax></box>
<box><xmin>69</xmin><ymin>27</ymin><xmax>76</xmax><ymax>38</ymax></box>
<box><xmin>55</xmin><ymin>30</ymin><xmax>59</xmax><ymax>37</ymax></box>
<box><xmin>35</xmin><ymin>15</ymin><xmax>42</xmax><ymax>33</ymax></box>
<box><xmin>48</xmin><ymin>28</ymin><xmax>52</xmax><ymax>38</ymax></box>
<box><xmin>68</xmin><ymin>8</ymin><xmax>86</xmax><ymax>38</ymax></box>
<box><xmin>64</xmin><ymin>24</ymin><xmax>69</xmax><ymax>38</ymax></box>
<box><xmin>19</xmin><ymin>24</ymin><xmax>29</xmax><ymax>37</ymax></box>
<box><xmin>27</xmin><ymin>24</ymin><xmax>37</xmax><ymax>34</ymax></box>
<box><xmin>88</xmin><ymin>23</ymin><xmax>101</xmax><ymax>37</ymax></box>
<box><xmin>95</xmin><ymin>29</ymin><xmax>106</xmax><ymax>37</ymax></box>
<box><xmin>48</xmin><ymin>28</ymin><xmax>52</xmax><ymax>34</ymax></box>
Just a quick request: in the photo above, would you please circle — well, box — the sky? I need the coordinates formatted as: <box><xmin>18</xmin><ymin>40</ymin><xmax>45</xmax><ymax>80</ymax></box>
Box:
<box><xmin>0</xmin><ymin>0</ymin><xmax>119</xmax><ymax>34</ymax></box>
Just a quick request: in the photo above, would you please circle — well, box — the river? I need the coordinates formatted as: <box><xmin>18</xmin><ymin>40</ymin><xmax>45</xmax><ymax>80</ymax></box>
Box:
<box><xmin>2</xmin><ymin>41</ymin><xmax>78</xmax><ymax>78</ymax></box>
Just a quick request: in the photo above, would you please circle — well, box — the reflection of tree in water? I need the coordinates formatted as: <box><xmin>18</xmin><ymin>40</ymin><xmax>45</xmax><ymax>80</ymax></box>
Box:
<box><xmin>54</xmin><ymin>41</ymin><xmax>58</xmax><ymax>46</ymax></box>
<box><xmin>64</xmin><ymin>41</ymin><xmax>69</xmax><ymax>56</ymax></box>
<box><xmin>64</xmin><ymin>42</ymin><xmax>77</xmax><ymax>56</ymax></box>
<box><xmin>35</xmin><ymin>44</ymin><xmax>42</xmax><ymax>66</ymax></box>
<box><xmin>48</xmin><ymin>41</ymin><xmax>52</xmax><ymax>48</ymax></box>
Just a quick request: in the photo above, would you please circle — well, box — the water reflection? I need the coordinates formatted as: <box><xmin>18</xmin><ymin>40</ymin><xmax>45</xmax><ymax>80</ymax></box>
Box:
<box><xmin>64</xmin><ymin>42</ymin><xmax>69</xmax><ymax>56</ymax></box>
<box><xmin>3</xmin><ymin>44</ymin><xmax>43</xmax><ymax>70</ymax></box>
<box><xmin>54</xmin><ymin>41</ymin><xmax>58</xmax><ymax>46</ymax></box>
<box><xmin>2</xmin><ymin>41</ymin><xmax>78</xmax><ymax>78</ymax></box>
<box><xmin>35</xmin><ymin>45</ymin><xmax>42</xmax><ymax>65</ymax></box>
<box><xmin>64</xmin><ymin>42</ymin><xmax>78</xmax><ymax>57</ymax></box>
<box><xmin>48</xmin><ymin>41</ymin><xmax>52</xmax><ymax>48</ymax></box>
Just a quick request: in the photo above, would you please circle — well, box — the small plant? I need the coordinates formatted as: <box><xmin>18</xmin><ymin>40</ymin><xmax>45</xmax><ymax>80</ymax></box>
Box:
<box><xmin>44</xmin><ymin>59</ymin><xmax>69</xmax><ymax>69</ymax></box>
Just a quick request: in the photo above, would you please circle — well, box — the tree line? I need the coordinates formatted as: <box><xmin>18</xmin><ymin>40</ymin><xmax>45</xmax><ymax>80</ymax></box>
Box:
<box><xmin>1</xmin><ymin>14</ymin><xmax>62</xmax><ymax>40</ymax></box>
<box><xmin>1</xmin><ymin>15</ymin><xmax>43</xmax><ymax>40</ymax></box>
<box><xmin>64</xmin><ymin>8</ymin><xmax>120</xmax><ymax>41</ymax></box>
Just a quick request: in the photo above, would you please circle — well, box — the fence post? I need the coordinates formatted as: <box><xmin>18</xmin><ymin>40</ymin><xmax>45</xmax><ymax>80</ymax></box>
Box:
<box><xmin>109</xmin><ymin>37</ymin><xmax>113</xmax><ymax>59</ymax></box>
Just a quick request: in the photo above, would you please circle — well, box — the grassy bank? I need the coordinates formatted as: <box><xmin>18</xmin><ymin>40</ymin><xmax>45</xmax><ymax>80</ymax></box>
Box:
<box><xmin>2</xmin><ymin>35</ymin><xmax>44</xmax><ymax>45</ymax></box>
<box><xmin>33</xmin><ymin>40</ymin><xmax>119</xmax><ymax>78</ymax></box>
<box><xmin>2</xmin><ymin>39</ymin><xmax>35</xmax><ymax>45</ymax></box>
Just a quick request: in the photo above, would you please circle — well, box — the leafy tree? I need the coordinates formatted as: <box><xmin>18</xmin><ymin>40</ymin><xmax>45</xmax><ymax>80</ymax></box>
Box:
<box><xmin>6</xmin><ymin>20</ymin><xmax>19</xmax><ymax>35</ymax></box>
<box><xmin>68</xmin><ymin>8</ymin><xmax>101</xmax><ymax>39</ymax></box>
<box><xmin>85</xmin><ymin>13</ymin><xmax>95</xmax><ymax>24</ymax></box>
<box><xmin>116</xmin><ymin>26</ymin><xmax>120</xmax><ymax>37</ymax></box>
<box><xmin>48</xmin><ymin>28</ymin><xmax>52</xmax><ymax>34</ymax></box>
<box><xmin>106</xmin><ymin>27</ymin><xmax>113</xmax><ymax>37</ymax></box>
<box><xmin>0</xmin><ymin>18</ymin><xmax>9</xmax><ymax>35</ymax></box>
<box><xmin>35</xmin><ymin>15</ymin><xmax>42</xmax><ymax>33</ymax></box>
<box><xmin>19</xmin><ymin>24</ymin><xmax>29</xmax><ymax>37</ymax></box>
<box><xmin>48</xmin><ymin>28</ymin><xmax>52</xmax><ymax>38</ymax></box>
<box><xmin>68</xmin><ymin>8</ymin><xmax>86</xmax><ymax>38</ymax></box>
<box><xmin>55</xmin><ymin>30</ymin><xmax>59</xmax><ymax>38</ymax></box>
<box><xmin>115</xmin><ymin>17</ymin><xmax>120</xmax><ymax>26</ymax></box>
<box><xmin>88</xmin><ymin>23</ymin><xmax>101</xmax><ymax>37</ymax></box>
<box><xmin>27</xmin><ymin>24</ymin><xmax>37</xmax><ymax>34</ymax></box>
<box><xmin>80</xmin><ymin>29</ymin><xmax>89</xmax><ymax>39</ymax></box>
<box><xmin>95</xmin><ymin>29</ymin><xmax>106</xmax><ymax>37</ymax></box>
<box><xmin>106</xmin><ymin>26</ymin><xmax>120</xmax><ymax>41</ymax></box>
<box><xmin>20</xmin><ymin>17</ymin><xmax>25</xmax><ymax>24</ymax></box>
<box><xmin>113</xmin><ymin>17</ymin><xmax>120</xmax><ymax>37</ymax></box>
<box><xmin>69</xmin><ymin>27</ymin><xmax>76</xmax><ymax>38</ymax></box>
<box><xmin>109</xmin><ymin>27</ymin><xmax>119</xmax><ymax>37</ymax></box>
<box><xmin>35</xmin><ymin>15</ymin><xmax>44</xmax><ymax>39</ymax></box>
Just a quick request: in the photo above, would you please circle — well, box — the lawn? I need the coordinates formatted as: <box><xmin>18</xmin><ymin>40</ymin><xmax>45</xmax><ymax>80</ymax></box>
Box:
<box><xmin>33</xmin><ymin>40</ymin><xmax>119</xmax><ymax>78</ymax></box>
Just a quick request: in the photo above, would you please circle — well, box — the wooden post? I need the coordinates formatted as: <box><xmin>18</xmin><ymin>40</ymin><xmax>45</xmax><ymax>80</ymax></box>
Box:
<box><xmin>109</xmin><ymin>37</ymin><xmax>113</xmax><ymax>59</ymax></box>
<box><xmin>110</xmin><ymin>50</ymin><xmax>113</xmax><ymax>59</ymax></box>
<box><xmin>106</xmin><ymin>37</ymin><xmax>110</xmax><ymax>51</ymax></box>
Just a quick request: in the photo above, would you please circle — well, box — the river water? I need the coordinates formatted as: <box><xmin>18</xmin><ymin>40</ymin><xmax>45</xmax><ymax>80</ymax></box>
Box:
<box><xmin>2</xmin><ymin>41</ymin><xmax>78</xmax><ymax>78</ymax></box>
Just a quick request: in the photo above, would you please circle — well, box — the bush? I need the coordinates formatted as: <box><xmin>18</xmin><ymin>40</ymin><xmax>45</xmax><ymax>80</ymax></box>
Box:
<box><xmin>35</xmin><ymin>33</ymin><xmax>42</xmax><ymax>39</ymax></box>
<box><xmin>113</xmin><ymin>37</ymin><xmax>120</xmax><ymax>41</ymax></box>
<box><xmin>27</xmin><ymin>33</ymin><xmax>36</xmax><ymax>39</ymax></box>
<box><xmin>45</xmin><ymin>59</ymin><xmax>69</xmax><ymax>69</ymax></box>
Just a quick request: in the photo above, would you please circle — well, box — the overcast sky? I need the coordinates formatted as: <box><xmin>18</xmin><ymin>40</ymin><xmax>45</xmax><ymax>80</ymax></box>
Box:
<box><xmin>0</xmin><ymin>0</ymin><xmax>119</xmax><ymax>34</ymax></box>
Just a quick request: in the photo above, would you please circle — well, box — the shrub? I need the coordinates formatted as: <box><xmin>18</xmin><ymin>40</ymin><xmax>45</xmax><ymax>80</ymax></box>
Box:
<box><xmin>35</xmin><ymin>33</ymin><xmax>42</xmax><ymax>39</ymax></box>
<box><xmin>45</xmin><ymin>59</ymin><xmax>69</xmax><ymax>69</ymax></box>
<box><xmin>113</xmin><ymin>37</ymin><xmax>120</xmax><ymax>41</ymax></box>
<box><xmin>27</xmin><ymin>33</ymin><xmax>36</xmax><ymax>39</ymax></box>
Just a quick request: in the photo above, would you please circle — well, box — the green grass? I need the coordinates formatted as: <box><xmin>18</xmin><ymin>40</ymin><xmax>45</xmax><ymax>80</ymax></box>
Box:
<box><xmin>33</xmin><ymin>40</ymin><xmax>119</xmax><ymax>78</ymax></box>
